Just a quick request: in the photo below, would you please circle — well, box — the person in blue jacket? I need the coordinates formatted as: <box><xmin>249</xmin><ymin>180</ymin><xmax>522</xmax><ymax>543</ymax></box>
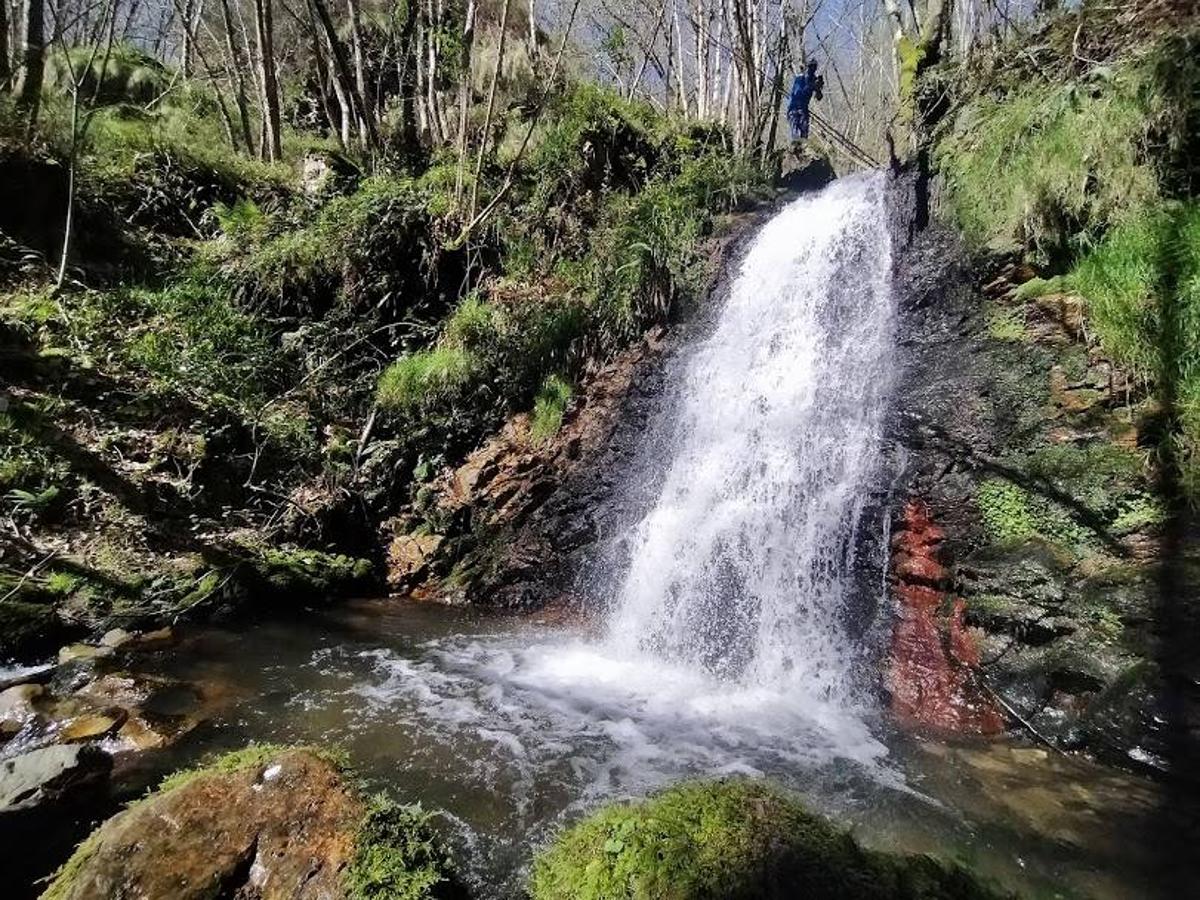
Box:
<box><xmin>787</xmin><ymin>60</ymin><xmax>824</xmax><ymax>140</ymax></box>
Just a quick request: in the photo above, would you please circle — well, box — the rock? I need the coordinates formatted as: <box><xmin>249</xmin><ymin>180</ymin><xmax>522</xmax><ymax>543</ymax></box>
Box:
<box><xmin>42</xmin><ymin>746</ymin><xmax>463</xmax><ymax>900</ymax></box>
<box><xmin>134</xmin><ymin>626</ymin><xmax>174</xmax><ymax>646</ymax></box>
<box><xmin>0</xmin><ymin>744</ymin><xmax>111</xmax><ymax>813</ymax></box>
<box><xmin>0</xmin><ymin>683</ymin><xmax>45</xmax><ymax>735</ymax></box>
<box><xmin>59</xmin><ymin>710</ymin><xmax>126</xmax><ymax>741</ymax></box>
<box><xmin>57</xmin><ymin>643</ymin><xmax>112</xmax><ymax>664</ymax></box>
<box><xmin>888</xmin><ymin>501</ymin><xmax>1005</xmax><ymax>736</ymax></box>
<box><xmin>98</xmin><ymin>628</ymin><xmax>133</xmax><ymax>648</ymax></box>
<box><xmin>530</xmin><ymin>780</ymin><xmax>1003</xmax><ymax>900</ymax></box>
<box><xmin>387</xmin><ymin>532</ymin><xmax>445</xmax><ymax>589</ymax></box>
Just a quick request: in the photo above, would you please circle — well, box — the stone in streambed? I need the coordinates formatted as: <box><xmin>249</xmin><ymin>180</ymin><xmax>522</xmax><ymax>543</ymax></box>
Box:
<box><xmin>0</xmin><ymin>744</ymin><xmax>112</xmax><ymax>813</ymax></box>
<box><xmin>40</xmin><ymin>745</ymin><xmax>464</xmax><ymax>900</ymax></box>
<box><xmin>0</xmin><ymin>683</ymin><xmax>45</xmax><ymax>736</ymax></box>
<box><xmin>529</xmin><ymin>780</ymin><xmax>1006</xmax><ymax>900</ymax></box>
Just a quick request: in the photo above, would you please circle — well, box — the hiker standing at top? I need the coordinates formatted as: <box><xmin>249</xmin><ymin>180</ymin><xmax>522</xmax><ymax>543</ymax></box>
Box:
<box><xmin>787</xmin><ymin>61</ymin><xmax>824</xmax><ymax>141</ymax></box>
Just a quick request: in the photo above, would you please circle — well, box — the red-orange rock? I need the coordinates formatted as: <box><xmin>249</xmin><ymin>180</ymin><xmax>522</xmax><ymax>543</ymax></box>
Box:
<box><xmin>888</xmin><ymin>501</ymin><xmax>1005</xmax><ymax>736</ymax></box>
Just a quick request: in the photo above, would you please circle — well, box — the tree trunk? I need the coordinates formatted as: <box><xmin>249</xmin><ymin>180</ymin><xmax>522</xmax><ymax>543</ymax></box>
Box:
<box><xmin>221</xmin><ymin>0</ymin><xmax>256</xmax><ymax>154</ymax></box>
<box><xmin>345</xmin><ymin>0</ymin><xmax>373</xmax><ymax>128</ymax></box>
<box><xmin>1</xmin><ymin>0</ymin><xmax>12</xmax><ymax>92</ymax></box>
<box><xmin>454</xmin><ymin>0</ymin><xmax>476</xmax><ymax>201</ymax></box>
<box><xmin>311</xmin><ymin>0</ymin><xmax>379</xmax><ymax>153</ymax></box>
<box><xmin>16</xmin><ymin>0</ymin><xmax>44</xmax><ymax>125</ymax></box>
<box><xmin>470</xmin><ymin>0</ymin><xmax>511</xmax><ymax>217</ymax></box>
<box><xmin>252</xmin><ymin>0</ymin><xmax>282</xmax><ymax>161</ymax></box>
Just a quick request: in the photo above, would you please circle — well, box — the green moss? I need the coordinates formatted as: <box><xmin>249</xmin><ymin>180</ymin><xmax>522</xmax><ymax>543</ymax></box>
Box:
<box><xmin>40</xmin><ymin>828</ymin><xmax>105</xmax><ymax>900</ymax></box>
<box><xmin>529</xmin><ymin>780</ymin><xmax>1001</xmax><ymax>900</ymax></box>
<box><xmin>985</xmin><ymin>305</ymin><xmax>1027</xmax><ymax>342</ymax></box>
<box><xmin>153</xmin><ymin>743</ymin><xmax>301</xmax><ymax>795</ymax></box>
<box><xmin>251</xmin><ymin>548</ymin><xmax>374</xmax><ymax>599</ymax></box>
<box><xmin>345</xmin><ymin>796</ymin><xmax>461</xmax><ymax>900</ymax></box>
<box><xmin>530</xmin><ymin>375</ymin><xmax>573</xmax><ymax>444</ymax></box>
<box><xmin>976</xmin><ymin>480</ymin><xmax>1038</xmax><ymax>545</ymax></box>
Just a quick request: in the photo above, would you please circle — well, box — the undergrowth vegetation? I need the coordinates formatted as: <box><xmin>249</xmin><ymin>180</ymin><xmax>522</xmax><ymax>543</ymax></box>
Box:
<box><xmin>937</xmin><ymin>10</ymin><xmax>1200</xmax><ymax>500</ymax></box>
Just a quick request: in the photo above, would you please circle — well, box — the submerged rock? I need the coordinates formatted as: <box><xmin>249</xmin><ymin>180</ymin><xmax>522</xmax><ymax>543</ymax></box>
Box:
<box><xmin>529</xmin><ymin>780</ymin><xmax>1006</xmax><ymax>900</ymax></box>
<box><xmin>40</xmin><ymin>745</ymin><xmax>463</xmax><ymax>900</ymax></box>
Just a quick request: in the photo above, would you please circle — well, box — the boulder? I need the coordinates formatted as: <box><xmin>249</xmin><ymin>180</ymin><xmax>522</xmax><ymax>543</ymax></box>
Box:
<box><xmin>41</xmin><ymin>745</ymin><xmax>463</xmax><ymax>900</ymax></box>
<box><xmin>0</xmin><ymin>744</ymin><xmax>111</xmax><ymax>813</ymax></box>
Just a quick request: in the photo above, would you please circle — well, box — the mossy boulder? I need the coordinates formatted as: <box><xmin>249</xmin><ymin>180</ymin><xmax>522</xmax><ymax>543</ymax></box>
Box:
<box><xmin>529</xmin><ymin>780</ymin><xmax>1004</xmax><ymax>900</ymax></box>
<box><xmin>40</xmin><ymin>745</ymin><xmax>462</xmax><ymax>900</ymax></box>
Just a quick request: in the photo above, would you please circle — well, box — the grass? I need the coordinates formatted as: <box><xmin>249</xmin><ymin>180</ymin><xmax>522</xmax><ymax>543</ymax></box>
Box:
<box><xmin>936</xmin><ymin>41</ymin><xmax>1193</xmax><ymax>261</ymax></box>
<box><xmin>530</xmin><ymin>375</ymin><xmax>573</xmax><ymax>444</ymax></box>
<box><xmin>1069</xmin><ymin>201</ymin><xmax>1200</xmax><ymax>499</ymax></box>
<box><xmin>377</xmin><ymin>347</ymin><xmax>478</xmax><ymax>413</ymax></box>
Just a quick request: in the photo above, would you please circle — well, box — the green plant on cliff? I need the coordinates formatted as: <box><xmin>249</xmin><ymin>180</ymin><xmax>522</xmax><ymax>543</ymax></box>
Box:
<box><xmin>1070</xmin><ymin>201</ymin><xmax>1200</xmax><ymax>498</ymax></box>
<box><xmin>530</xmin><ymin>375</ymin><xmax>573</xmax><ymax>444</ymax></box>
<box><xmin>346</xmin><ymin>796</ymin><xmax>460</xmax><ymax>900</ymax></box>
<box><xmin>976</xmin><ymin>480</ymin><xmax>1038</xmax><ymax>545</ymax></box>
<box><xmin>529</xmin><ymin>780</ymin><xmax>1001</xmax><ymax>900</ymax></box>
<box><xmin>377</xmin><ymin>346</ymin><xmax>478</xmax><ymax>413</ymax></box>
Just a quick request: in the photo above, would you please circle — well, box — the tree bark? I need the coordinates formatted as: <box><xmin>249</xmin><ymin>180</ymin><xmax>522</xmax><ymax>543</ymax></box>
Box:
<box><xmin>310</xmin><ymin>0</ymin><xmax>379</xmax><ymax>152</ymax></box>
<box><xmin>220</xmin><ymin>0</ymin><xmax>256</xmax><ymax>154</ymax></box>
<box><xmin>1</xmin><ymin>0</ymin><xmax>12</xmax><ymax>92</ymax></box>
<box><xmin>470</xmin><ymin>0</ymin><xmax>511</xmax><ymax>217</ymax></box>
<box><xmin>345</xmin><ymin>0</ymin><xmax>373</xmax><ymax>127</ymax></box>
<box><xmin>454</xmin><ymin>0</ymin><xmax>476</xmax><ymax>201</ymax></box>
<box><xmin>16</xmin><ymin>0</ymin><xmax>44</xmax><ymax>126</ymax></box>
<box><xmin>253</xmin><ymin>0</ymin><xmax>283</xmax><ymax>161</ymax></box>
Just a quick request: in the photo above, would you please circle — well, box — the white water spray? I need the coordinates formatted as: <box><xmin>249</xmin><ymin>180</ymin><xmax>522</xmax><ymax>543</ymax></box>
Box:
<box><xmin>606</xmin><ymin>172</ymin><xmax>896</xmax><ymax>701</ymax></box>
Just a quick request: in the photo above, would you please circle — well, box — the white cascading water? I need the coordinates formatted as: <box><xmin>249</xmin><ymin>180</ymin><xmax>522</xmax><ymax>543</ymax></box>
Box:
<box><xmin>607</xmin><ymin>171</ymin><xmax>895</xmax><ymax>702</ymax></box>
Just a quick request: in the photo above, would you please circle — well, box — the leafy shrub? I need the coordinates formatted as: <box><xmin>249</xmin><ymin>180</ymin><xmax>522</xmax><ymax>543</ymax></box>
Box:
<box><xmin>345</xmin><ymin>796</ymin><xmax>461</xmax><ymax>900</ymax></box>
<box><xmin>210</xmin><ymin>176</ymin><xmax>461</xmax><ymax>321</ymax></box>
<box><xmin>44</xmin><ymin>44</ymin><xmax>170</xmax><ymax>105</ymax></box>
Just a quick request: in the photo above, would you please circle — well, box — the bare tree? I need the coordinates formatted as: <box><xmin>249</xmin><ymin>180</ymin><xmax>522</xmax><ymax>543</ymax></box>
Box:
<box><xmin>880</xmin><ymin>0</ymin><xmax>953</xmax><ymax>152</ymax></box>
<box><xmin>16</xmin><ymin>0</ymin><xmax>44</xmax><ymax>125</ymax></box>
<box><xmin>253</xmin><ymin>0</ymin><xmax>283</xmax><ymax>161</ymax></box>
<box><xmin>470</xmin><ymin>0</ymin><xmax>512</xmax><ymax>217</ymax></box>
<box><xmin>1</xmin><ymin>0</ymin><xmax>11</xmax><ymax>91</ymax></box>
<box><xmin>49</xmin><ymin>0</ymin><xmax>121</xmax><ymax>286</ymax></box>
<box><xmin>454</xmin><ymin>0</ymin><xmax>476</xmax><ymax>201</ymax></box>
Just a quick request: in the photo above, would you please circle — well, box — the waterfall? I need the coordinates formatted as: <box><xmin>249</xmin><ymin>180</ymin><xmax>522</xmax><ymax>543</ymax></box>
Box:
<box><xmin>605</xmin><ymin>172</ymin><xmax>896</xmax><ymax>703</ymax></box>
<box><xmin>267</xmin><ymin>176</ymin><xmax>899</xmax><ymax>871</ymax></box>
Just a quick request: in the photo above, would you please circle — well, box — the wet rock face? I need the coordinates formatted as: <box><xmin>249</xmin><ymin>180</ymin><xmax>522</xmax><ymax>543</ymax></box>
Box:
<box><xmin>888</xmin><ymin>501</ymin><xmax>1005</xmax><ymax>735</ymax></box>
<box><xmin>383</xmin><ymin>205</ymin><xmax>777</xmax><ymax>610</ymax></box>
<box><xmin>42</xmin><ymin>748</ymin><xmax>362</xmax><ymax>900</ymax></box>
<box><xmin>887</xmin><ymin>202</ymin><xmax>1185</xmax><ymax>764</ymax></box>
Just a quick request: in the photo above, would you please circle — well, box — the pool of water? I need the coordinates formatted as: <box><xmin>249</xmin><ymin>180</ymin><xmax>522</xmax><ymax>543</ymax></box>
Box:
<box><xmin>115</xmin><ymin>597</ymin><xmax>1187</xmax><ymax>899</ymax></box>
